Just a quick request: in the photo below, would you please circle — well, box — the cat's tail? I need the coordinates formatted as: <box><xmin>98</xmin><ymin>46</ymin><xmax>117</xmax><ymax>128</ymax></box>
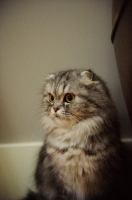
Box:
<box><xmin>21</xmin><ymin>190</ymin><xmax>46</xmax><ymax>200</ymax></box>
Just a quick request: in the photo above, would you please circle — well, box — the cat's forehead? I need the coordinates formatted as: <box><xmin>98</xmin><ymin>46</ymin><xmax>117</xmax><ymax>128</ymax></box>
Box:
<box><xmin>57</xmin><ymin>82</ymin><xmax>70</xmax><ymax>95</ymax></box>
<box><xmin>45</xmin><ymin>70</ymin><xmax>78</xmax><ymax>95</ymax></box>
<box><xmin>46</xmin><ymin>80</ymin><xmax>73</xmax><ymax>96</ymax></box>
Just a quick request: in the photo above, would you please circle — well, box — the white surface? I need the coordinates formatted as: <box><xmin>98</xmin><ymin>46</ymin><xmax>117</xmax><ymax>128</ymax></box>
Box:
<box><xmin>0</xmin><ymin>143</ymin><xmax>42</xmax><ymax>200</ymax></box>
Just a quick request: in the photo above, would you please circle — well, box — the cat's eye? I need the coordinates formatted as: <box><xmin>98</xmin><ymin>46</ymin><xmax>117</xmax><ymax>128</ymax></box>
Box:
<box><xmin>49</xmin><ymin>94</ymin><xmax>54</xmax><ymax>103</ymax></box>
<box><xmin>64</xmin><ymin>93</ymin><xmax>75</xmax><ymax>103</ymax></box>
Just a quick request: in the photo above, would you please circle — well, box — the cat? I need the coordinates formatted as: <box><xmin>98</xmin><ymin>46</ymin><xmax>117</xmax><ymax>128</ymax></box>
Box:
<box><xmin>22</xmin><ymin>69</ymin><xmax>126</xmax><ymax>200</ymax></box>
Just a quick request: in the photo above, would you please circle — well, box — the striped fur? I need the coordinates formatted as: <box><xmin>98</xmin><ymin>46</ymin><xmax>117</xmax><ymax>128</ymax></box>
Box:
<box><xmin>33</xmin><ymin>69</ymin><xmax>124</xmax><ymax>200</ymax></box>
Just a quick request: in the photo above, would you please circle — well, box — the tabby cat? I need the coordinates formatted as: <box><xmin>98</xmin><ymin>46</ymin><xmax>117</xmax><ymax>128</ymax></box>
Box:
<box><xmin>23</xmin><ymin>69</ymin><xmax>125</xmax><ymax>200</ymax></box>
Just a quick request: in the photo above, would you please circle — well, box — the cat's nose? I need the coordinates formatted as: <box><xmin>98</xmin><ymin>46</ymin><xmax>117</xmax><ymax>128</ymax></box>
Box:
<box><xmin>53</xmin><ymin>107</ymin><xmax>59</xmax><ymax>112</ymax></box>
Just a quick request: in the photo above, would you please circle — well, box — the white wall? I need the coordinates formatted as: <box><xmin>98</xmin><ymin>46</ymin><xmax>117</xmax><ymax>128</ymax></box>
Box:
<box><xmin>0</xmin><ymin>1</ymin><xmax>132</xmax><ymax>199</ymax></box>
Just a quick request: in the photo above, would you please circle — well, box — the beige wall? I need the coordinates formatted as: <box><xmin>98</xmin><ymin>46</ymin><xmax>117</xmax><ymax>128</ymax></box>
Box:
<box><xmin>0</xmin><ymin>0</ymin><xmax>131</xmax><ymax>143</ymax></box>
<box><xmin>0</xmin><ymin>0</ymin><xmax>132</xmax><ymax>199</ymax></box>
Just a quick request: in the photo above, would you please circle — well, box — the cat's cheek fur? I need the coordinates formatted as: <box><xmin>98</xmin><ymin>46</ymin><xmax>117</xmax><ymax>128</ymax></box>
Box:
<box><xmin>45</xmin><ymin>116</ymin><xmax>104</xmax><ymax>151</ymax></box>
<box><xmin>42</xmin><ymin>115</ymin><xmax>58</xmax><ymax>133</ymax></box>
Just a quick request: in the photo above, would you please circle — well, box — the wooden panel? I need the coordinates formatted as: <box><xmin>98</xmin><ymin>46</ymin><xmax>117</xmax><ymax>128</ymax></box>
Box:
<box><xmin>112</xmin><ymin>0</ymin><xmax>132</xmax><ymax>125</ymax></box>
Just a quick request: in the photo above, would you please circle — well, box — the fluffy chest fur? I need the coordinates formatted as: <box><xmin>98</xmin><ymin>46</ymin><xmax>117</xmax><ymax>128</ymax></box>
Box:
<box><xmin>47</xmin><ymin>145</ymin><xmax>90</xmax><ymax>198</ymax></box>
<box><xmin>45</xmin><ymin>123</ymin><xmax>109</xmax><ymax>199</ymax></box>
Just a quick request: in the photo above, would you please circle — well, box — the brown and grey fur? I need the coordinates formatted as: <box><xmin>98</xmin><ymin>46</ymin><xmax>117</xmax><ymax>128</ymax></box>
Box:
<box><xmin>23</xmin><ymin>69</ymin><xmax>125</xmax><ymax>200</ymax></box>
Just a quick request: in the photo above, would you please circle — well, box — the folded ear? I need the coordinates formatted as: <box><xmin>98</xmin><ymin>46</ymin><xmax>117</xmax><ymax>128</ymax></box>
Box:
<box><xmin>81</xmin><ymin>70</ymin><xmax>93</xmax><ymax>80</ymax></box>
<box><xmin>46</xmin><ymin>73</ymin><xmax>55</xmax><ymax>80</ymax></box>
<box><xmin>81</xmin><ymin>70</ymin><xmax>99</xmax><ymax>85</ymax></box>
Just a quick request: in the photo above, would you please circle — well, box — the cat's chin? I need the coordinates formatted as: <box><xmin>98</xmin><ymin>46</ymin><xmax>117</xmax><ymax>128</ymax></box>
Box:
<box><xmin>54</xmin><ymin>117</ymin><xmax>68</xmax><ymax>126</ymax></box>
<box><xmin>53</xmin><ymin>116</ymin><xmax>73</xmax><ymax>128</ymax></box>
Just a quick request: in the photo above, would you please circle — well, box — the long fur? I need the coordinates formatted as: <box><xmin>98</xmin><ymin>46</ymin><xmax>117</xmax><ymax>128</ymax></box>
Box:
<box><xmin>22</xmin><ymin>69</ymin><xmax>126</xmax><ymax>200</ymax></box>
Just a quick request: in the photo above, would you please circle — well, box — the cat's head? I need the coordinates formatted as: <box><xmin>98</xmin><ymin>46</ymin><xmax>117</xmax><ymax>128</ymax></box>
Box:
<box><xmin>42</xmin><ymin>69</ymin><xmax>111</xmax><ymax>128</ymax></box>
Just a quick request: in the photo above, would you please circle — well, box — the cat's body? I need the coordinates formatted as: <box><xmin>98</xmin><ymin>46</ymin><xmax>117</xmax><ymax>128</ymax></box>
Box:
<box><xmin>23</xmin><ymin>69</ymin><xmax>125</xmax><ymax>200</ymax></box>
